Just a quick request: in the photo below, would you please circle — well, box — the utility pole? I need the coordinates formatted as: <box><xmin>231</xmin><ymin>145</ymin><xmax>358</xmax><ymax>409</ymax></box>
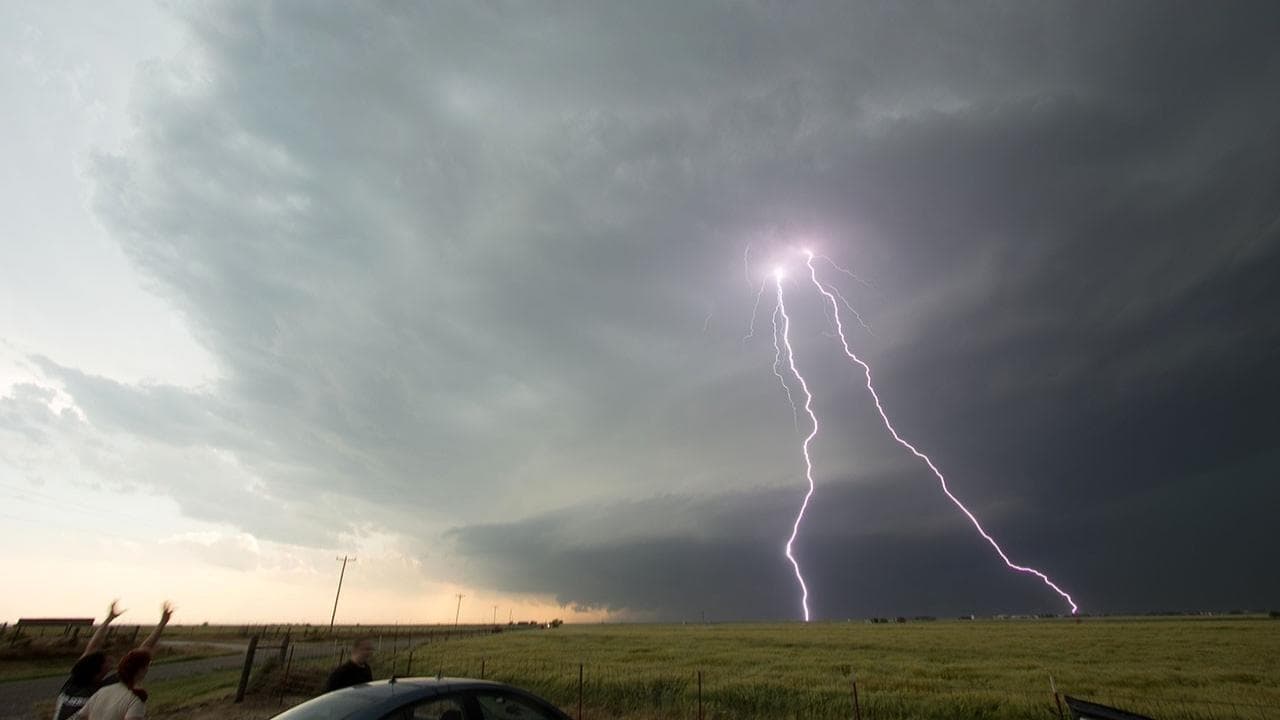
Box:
<box><xmin>508</xmin><ymin>609</ymin><xmax>513</xmax><ymax>624</ymax></box>
<box><xmin>492</xmin><ymin>605</ymin><xmax>498</xmax><ymax>625</ymax></box>
<box><xmin>330</xmin><ymin>556</ymin><xmax>356</xmax><ymax>632</ymax></box>
<box><xmin>454</xmin><ymin>594</ymin><xmax>464</xmax><ymax>627</ymax></box>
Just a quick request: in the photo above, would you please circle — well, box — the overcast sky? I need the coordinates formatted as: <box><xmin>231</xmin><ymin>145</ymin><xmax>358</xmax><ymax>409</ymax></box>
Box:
<box><xmin>2</xmin><ymin>1</ymin><xmax>1277</xmax><ymax>623</ymax></box>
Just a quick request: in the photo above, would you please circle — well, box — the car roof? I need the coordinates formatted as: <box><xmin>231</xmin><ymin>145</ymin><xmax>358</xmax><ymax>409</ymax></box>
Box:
<box><xmin>378</xmin><ymin>677</ymin><xmax>506</xmax><ymax>690</ymax></box>
<box><xmin>342</xmin><ymin>677</ymin><xmax>532</xmax><ymax>712</ymax></box>
<box><xmin>344</xmin><ymin>676</ymin><xmax>509</xmax><ymax>698</ymax></box>
<box><xmin>271</xmin><ymin>677</ymin><xmax>569</xmax><ymax>720</ymax></box>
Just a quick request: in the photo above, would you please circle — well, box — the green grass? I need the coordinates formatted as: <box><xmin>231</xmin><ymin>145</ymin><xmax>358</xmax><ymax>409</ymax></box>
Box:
<box><xmin>0</xmin><ymin>655</ymin><xmax>94</xmax><ymax>683</ymax></box>
<box><xmin>0</xmin><ymin>641</ymin><xmax>235</xmax><ymax>682</ymax></box>
<box><xmin>361</xmin><ymin>617</ymin><xmax>1279</xmax><ymax>720</ymax></box>
<box><xmin>28</xmin><ymin>618</ymin><xmax>1274</xmax><ymax>720</ymax></box>
<box><xmin>146</xmin><ymin>668</ymin><xmax>245</xmax><ymax>713</ymax></box>
<box><xmin>27</xmin><ymin>669</ymin><xmax>250</xmax><ymax>720</ymax></box>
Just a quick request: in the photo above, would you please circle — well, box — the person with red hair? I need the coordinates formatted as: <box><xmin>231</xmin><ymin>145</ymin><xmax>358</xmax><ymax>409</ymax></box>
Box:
<box><xmin>54</xmin><ymin>600</ymin><xmax>174</xmax><ymax>720</ymax></box>
<box><xmin>70</xmin><ymin>649</ymin><xmax>151</xmax><ymax>719</ymax></box>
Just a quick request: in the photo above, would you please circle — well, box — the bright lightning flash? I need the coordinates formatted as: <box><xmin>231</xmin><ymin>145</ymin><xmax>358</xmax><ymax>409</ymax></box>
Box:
<box><xmin>771</xmin><ymin>303</ymin><xmax>801</xmax><ymax>433</ymax></box>
<box><xmin>802</xmin><ymin>251</ymin><xmax>1079</xmax><ymax>615</ymax></box>
<box><xmin>774</xmin><ymin>272</ymin><xmax>818</xmax><ymax>622</ymax></box>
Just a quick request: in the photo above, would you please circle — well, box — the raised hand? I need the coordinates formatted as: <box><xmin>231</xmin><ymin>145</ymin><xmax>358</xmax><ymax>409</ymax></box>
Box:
<box><xmin>139</xmin><ymin>601</ymin><xmax>175</xmax><ymax>651</ymax></box>
<box><xmin>86</xmin><ymin>599</ymin><xmax>126</xmax><ymax>656</ymax></box>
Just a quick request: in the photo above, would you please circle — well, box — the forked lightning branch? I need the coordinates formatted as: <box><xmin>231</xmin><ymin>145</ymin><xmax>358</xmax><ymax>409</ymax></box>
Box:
<box><xmin>749</xmin><ymin>248</ymin><xmax>1079</xmax><ymax>621</ymax></box>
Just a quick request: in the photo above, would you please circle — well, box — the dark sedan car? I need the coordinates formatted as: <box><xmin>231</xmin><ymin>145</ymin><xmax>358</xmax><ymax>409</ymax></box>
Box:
<box><xmin>270</xmin><ymin>678</ymin><xmax>573</xmax><ymax>720</ymax></box>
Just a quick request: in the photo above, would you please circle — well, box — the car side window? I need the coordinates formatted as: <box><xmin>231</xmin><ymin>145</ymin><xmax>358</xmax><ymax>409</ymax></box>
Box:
<box><xmin>415</xmin><ymin>698</ymin><xmax>467</xmax><ymax>720</ymax></box>
<box><xmin>380</xmin><ymin>697</ymin><xmax>467</xmax><ymax>720</ymax></box>
<box><xmin>472</xmin><ymin>692</ymin><xmax>563</xmax><ymax>720</ymax></box>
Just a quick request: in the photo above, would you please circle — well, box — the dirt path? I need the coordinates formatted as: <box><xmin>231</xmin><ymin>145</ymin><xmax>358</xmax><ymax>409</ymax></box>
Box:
<box><xmin>0</xmin><ymin>649</ymin><xmax>244</xmax><ymax>720</ymax></box>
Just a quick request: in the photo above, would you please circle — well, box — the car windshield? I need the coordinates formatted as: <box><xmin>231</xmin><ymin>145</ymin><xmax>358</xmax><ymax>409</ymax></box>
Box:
<box><xmin>269</xmin><ymin>690</ymin><xmax>383</xmax><ymax>720</ymax></box>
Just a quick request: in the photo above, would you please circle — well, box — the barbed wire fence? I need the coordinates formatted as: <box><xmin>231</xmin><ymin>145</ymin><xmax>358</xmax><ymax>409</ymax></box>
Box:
<box><xmin>236</xmin><ymin>637</ymin><xmax>1276</xmax><ymax>720</ymax></box>
<box><xmin>234</xmin><ymin>626</ymin><xmax>507</xmax><ymax>707</ymax></box>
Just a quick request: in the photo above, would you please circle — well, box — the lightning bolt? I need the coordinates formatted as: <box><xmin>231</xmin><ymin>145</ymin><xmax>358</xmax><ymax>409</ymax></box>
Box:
<box><xmin>771</xmin><ymin>301</ymin><xmax>801</xmax><ymax>433</ymax></box>
<box><xmin>827</xmin><ymin>284</ymin><xmax>876</xmax><ymax>337</ymax></box>
<box><xmin>813</xmin><ymin>252</ymin><xmax>876</xmax><ymax>290</ymax></box>
<box><xmin>742</xmin><ymin>277</ymin><xmax>769</xmax><ymax>345</ymax></box>
<box><xmin>803</xmin><ymin>251</ymin><xmax>1079</xmax><ymax>615</ymax></box>
<box><xmin>774</xmin><ymin>269</ymin><xmax>818</xmax><ymax>622</ymax></box>
<box><xmin>809</xmin><ymin>253</ymin><xmax>874</xmax><ymax>336</ymax></box>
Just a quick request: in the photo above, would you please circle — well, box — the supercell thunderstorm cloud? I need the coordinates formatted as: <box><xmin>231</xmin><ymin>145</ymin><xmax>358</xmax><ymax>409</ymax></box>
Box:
<box><xmin>2</xmin><ymin>1</ymin><xmax>1279</xmax><ymax>622</ymax></box>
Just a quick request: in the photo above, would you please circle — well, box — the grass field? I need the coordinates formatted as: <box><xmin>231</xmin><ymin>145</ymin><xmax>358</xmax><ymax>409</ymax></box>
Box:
<box><xmin>12</xmin><ymin>618</ymin><xmax>1277</xmax><ymax>719</ymax></box>
<box><xmin>343</xmin><ymin>617</ymin><xmax>1277</xmax><ymax>720</ymax></box>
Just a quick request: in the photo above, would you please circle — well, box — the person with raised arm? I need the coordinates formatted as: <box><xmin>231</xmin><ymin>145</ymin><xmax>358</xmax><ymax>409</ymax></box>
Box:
<box><xmin>136</xmin><ymin>601</ymin><xmax>174</xmax><ymax>653</ymax></box>
<box><xmin>52</xmin><ymin>601</ymin><xmax>173</xmax><ymax>720</ymax></box>
<box><xmin>69</xmin><ymin>650</ymin><xmax>152</xmax><ymax>720</ymax></box>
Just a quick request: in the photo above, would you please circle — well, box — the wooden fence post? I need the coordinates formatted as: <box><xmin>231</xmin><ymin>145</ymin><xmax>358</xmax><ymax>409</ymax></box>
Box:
<box><xmin>850</xmin><ymin>670</ymin><xmax>862</xmax><ymax>720</ymax></box>
<box><xmin>279</xmin><ymin>645</ymin><xmax>296</xmax><ymax>707</ymax></box>
<box><xmin>234</xmin><ymin>635</ymin><xmax>260</xmax><ymax>703</ymax></box>
<box><xmin>697</xmin><ymin>670</ymin><xmax>703</xmax><ymax>720</ymax></box>
<box><xmin>1051</xmin><ymin>674</ymin><xmax>1065</xmax><ymax>720</ymax></box>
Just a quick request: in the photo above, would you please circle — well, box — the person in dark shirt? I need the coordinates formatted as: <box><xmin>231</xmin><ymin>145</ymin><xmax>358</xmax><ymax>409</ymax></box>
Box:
<box><xmin>325</xmin><ymin>638</ymin><xmax>375</xmax><ymax>692</ymax></box>
<box><xmin>53</xmin><ymin>600</ymin><xmax>174</xmax><ymax>720</ymax></box>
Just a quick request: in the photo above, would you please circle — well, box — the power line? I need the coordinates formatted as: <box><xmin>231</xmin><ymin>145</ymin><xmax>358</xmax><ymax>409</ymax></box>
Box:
<box><xmin>330</xmin><ymin>555</ymin><xmax>355</xmax><ymax>631</ymax></box>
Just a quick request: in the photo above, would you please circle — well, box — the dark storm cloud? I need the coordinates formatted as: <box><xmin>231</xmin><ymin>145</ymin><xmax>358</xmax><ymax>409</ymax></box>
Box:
<box><xmin>8</xmin><ymin>1</ymin><xmax>1276</xmax><ymax>615</ymax></box>
<box><xmin>450</xmin><ymin>466</ymin><xmax>1280</xmax><ymax>619</ymax></box>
